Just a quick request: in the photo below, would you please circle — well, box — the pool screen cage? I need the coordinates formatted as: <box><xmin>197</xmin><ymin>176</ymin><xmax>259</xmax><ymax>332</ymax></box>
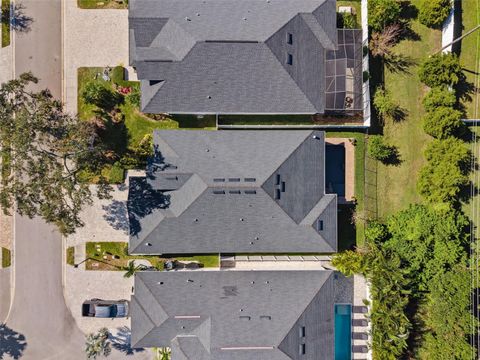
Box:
<box><xmin>325</xmin><ymin>29</ymin><xmax>363</xmax><ymax>115</ymax></box>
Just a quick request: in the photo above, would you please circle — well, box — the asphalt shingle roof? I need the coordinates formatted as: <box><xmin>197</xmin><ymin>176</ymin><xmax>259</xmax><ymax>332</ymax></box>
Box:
<box><xmin>131</xmin><ymin>270</ymin><xmax>336</xmax><ymax>360</ymax></box>
<box><xmin>128</xmin><ymin>0</ymin><xmax>338</xmax><ymax>114</ymax></box>
<box><xmin>127</xmin><ymin>130</ymin><xmax>337</xmax><ymax>254</ymax></box>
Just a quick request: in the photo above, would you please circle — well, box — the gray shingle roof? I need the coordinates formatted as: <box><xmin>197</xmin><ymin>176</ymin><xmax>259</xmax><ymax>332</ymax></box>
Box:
<box><xmin>128</xmin><ymin>130</ymin><xmax>337</xmax><ymax>254</ymax></box>
<box><xmin>128</xmin><ymin>0</ymin><xmax>337</xmax><ymax>114</ymax></box>
<box><xmin>131</xmin><ymin>270</ymin><xmax>336</xmax><ymax>360</ymax></box>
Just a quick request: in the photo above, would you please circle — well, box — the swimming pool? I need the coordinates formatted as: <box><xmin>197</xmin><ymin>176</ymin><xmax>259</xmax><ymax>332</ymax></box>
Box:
<box><xmin>334</xmin><ymin>304</ymin><xmax>352</xmax><ymax>360</ymax></box>
<box><xmin>325</xmin><ymin>145</ymin><xmax>346</xmax><ymax>197</ymax></box>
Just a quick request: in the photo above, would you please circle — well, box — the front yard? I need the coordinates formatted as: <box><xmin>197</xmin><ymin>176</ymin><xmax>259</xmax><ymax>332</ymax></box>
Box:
<box><xmin>84</xmin><ymin>241</ymin><xmax>219</xmax><ymax>270</ymax></box>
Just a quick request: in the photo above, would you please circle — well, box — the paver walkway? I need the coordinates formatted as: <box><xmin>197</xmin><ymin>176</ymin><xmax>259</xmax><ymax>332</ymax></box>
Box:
<box><xmin>63</xmin><ymin>0</ymin><xmax>129</xmax><ymax>113</ymax></box>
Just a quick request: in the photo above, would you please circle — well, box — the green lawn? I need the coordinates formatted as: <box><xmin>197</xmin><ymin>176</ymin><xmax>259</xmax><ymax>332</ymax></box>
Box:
<box><xmin>85</xmin><ymin>242</ymin><xmax>219</xmax><ymax>270</ymax></box>
<box><xmin>337</xmin><ymin>0</ymin><xmax>362</xmax><ymax>24</ymax></box>
<box><xmin>1</xmin><ymin>247</ymin><xmax>11</xmax><ymax>268</ymax></box>
<box><xmin>77</xmin><ymin>0</ymin><xmax>126</xmax><ymax>9</ymax></box>
<box><xmin>377</xmin><ymin>5</ymin><xmax>441</xmax><ymax>218</ymax></box>
<box><xmin>459</xmin><ymin>0</ymin><xmax>480</xmax><ymax>119</ymax></box>
<box><xmin>1</xmin><ymin>0</ymin><xmax>10</xmax><ymax>47</ymax></box>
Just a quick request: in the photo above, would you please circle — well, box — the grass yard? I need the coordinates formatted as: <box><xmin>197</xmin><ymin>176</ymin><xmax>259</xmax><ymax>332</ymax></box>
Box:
<box><xmin>85</xmin><ymin>242</ymin><xmax>219</xmax><ymax>270</ymax></box>
<box><xmin>377</xmin><ymin>3</ymin><xmax>441</xmax><ymax>218</ymax></box>
<box><xmin>337</xmin><ymin>0</ymin><xmax>362</xmax><ymax>25</ymax></box>
<box><xmin>326</xmin><ymin>131</ymin><xmax>366</xmax><ymax>246</ymax></box>
<box><xmin>458</xmin><ymin>0</ymin><xmax>480</xmax><ymax>119</ymax></box>
<box><xmin>1</xmin><ymin>247</ymin><xmax>11</xmax><ymax>268</ymax></box>
<box><xmin>77</xmin><ymin>0</ymin><xmax>126</xmax><ymax>9</ymax></box>
<box><xmin>1</xmin><ymin>0</ymin><xmax>10</xmax><ymax>47</ymax></box>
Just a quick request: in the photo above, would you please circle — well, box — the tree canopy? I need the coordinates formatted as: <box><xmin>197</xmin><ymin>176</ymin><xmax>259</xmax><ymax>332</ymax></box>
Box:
<box><xmin>422</xmin><ymin>87</ymin><xmax>456</xmax><ymax>112</ymax></box>
<box><xmin>368</xmin><ymin>0</ymin><xmax>401</xmax><ymax>32</ymax></box>
<box><xmin>422</xmin><ymin>106</ymin><xmax>464</xmax><ymax>139</ymax></box>
<box><xmin>418</xmin><ymin>0</ymin><xmax>452</xmax><ymax>29</ymax></box>
<box><xmin>0</xmin><ymin>73</ymin><xmax>111</xmax><ymax>235</ymax></box>
<box><xmin>418</xmin><ymin>53</ymin><xmax>464</xmax><ymax>88</ymax></box>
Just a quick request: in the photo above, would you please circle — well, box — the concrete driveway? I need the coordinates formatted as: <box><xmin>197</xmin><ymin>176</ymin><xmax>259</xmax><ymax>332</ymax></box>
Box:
<box><xmin>63</xmin><ymin>0</ymin><xmax>130</xmax><ymax>113</ymax></box>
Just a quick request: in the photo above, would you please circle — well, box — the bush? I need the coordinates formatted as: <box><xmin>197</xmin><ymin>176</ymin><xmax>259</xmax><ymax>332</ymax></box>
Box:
<box><xmin>127</xmin><ymin>86</ymin><xmax>141</xmax><ymax>108</ymax></box>
<box><xmin>418</xmin><ymin>0</ymin><xmax>451</xmax><ymax>29</ymax></box>
<box><xmin>368</xmin><ymin>0</ymin><xmax>401</xmax><ymax>31</ymax></box>
<box><xmin>422</xmin><ymin>106</ymin><xmax>464</xmax><ymax>139</ymax></box>
<box><xmin>332</xmin><ymin>250</ymin><xmax>365</xmax><ymax>276</ymax></box>
<box><xmin>422</xmin><ymin>87</ymin><xmax>456</xmax><ymax>112</ymax></box>
<box><xmin>424</xmin><ymin>138</ymin><xmax>471</xmax><ymax>172</ymax></box>
<box><xmin>418</xmin><ymin>53</ymin><xmax>463</xmax><ymax>88</ymax></box>
<box><xmin>373</xmin><ymin>88</ymin><xmax>399</xmax><ymax>121</ymax></box>
<box><xmin>368</xmin><ymin>135</ymin><xmax>396</xmax><ymax>162</ymax></box>
<box><xmin>337</xmin><ymin>12</ymin><xmax>357</xmax><ymax>29</ymax></box>
<box><xmin>108</xmin><ymin>162</ymin><xmax>125</xmax><ymax>184</ymax></box>
<box><xmin>82</xmin><ymin>81</ymin><xmax>122</xmax><ymax>110</ymax></box>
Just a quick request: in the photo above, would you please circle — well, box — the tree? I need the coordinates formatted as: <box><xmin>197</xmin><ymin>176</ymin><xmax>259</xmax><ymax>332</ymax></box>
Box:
<box><xmin>422</xmin><ymin>87</ymin><xmax>456</xmax><ymax>112</ymax></box>
<box><xmin>368</xmin><ymin>0</ymin><xmax>401</xmax><ymax>32</ymax></box>
<box><xmin>373</xmin><ymin>87</ymin><xmax>402</xmax><ymax>121</ymax></box>
<box><xmin>0</xmin><ymin>73</ymin><xmax>112</xmax><ymax>235</ymax></box>
<box><xmin>422</xmin><ymin>106</ymin><xmax>464</xmax><ymax>139</ymax></box>
<box><xmin>331</xmin><ymin>250</ymin><xmax>365</xmax><ymax>276</ymax></box>
<box><xmin>417</xmin><ymin>138</ymin><xmax>471</xmax><ymax>204</ymax></box>
<box><xmin>418</xmin><ymin>0</ymin><xmax>451</xmax><ymax>29</ymax></box>
<box><xmin>418</xmin><ymin>53</ymin><xmax>464</xmax><ymax>88</ymax></box>
<box><xmin>368</xmin><ymin>135</ymin><xmax>397</xmax><ymax>162</ymax></box>
<box><xmin>82</xmin><ymin>81</ymin><xmax>122</xmax><ymax>110</ymax></box>
<box><xmin>123</xmin><ymin>260</ymin><xmax>146</xmax><ymax>278</ymax></box>
<box><xmin>85</xmin><ymin>328</ymin><xmax>111</xmax><ymax>359</ymax></box>
<box><xmin>369</xmin><ymin>24</ymin><xmax>402</xmax><ymax>58</ymax></box>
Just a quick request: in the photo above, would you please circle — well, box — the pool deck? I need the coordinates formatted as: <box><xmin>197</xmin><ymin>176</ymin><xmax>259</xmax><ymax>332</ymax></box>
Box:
<box><xmin>326</xmin><ymin>138</ymin><xmax>355</xmax><ymax>203</ymax></box>
<box><xmin>352</xmin><ymin>274</ymin><xmax>372</xmax><ymax>360</ymax></box>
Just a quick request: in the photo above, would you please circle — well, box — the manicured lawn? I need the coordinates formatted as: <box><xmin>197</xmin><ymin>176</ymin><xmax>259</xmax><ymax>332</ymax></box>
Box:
<box><xmin>1</xmin><ymin>247</ymin><xmax>11</xmax><ymax>268</ymax></box>
<box><xmin>1</xmin><ymin>0</ymin><xmax>10</xmax><ymax>47</ymax></box>
<box><xmin>458</xmin><ymin>0</ymin><xmax>480</xmax><ymax>119</ymax></box>
<box><xmin>85</xmin><ymin>242</ymin><xmax>219</xmax><ymax>270</ymax></box>
<box><xmin>66</xmin><ymin>246</ymin><xmax>75</xmax><ymax>266</ymax></box>
<box><xmin>377</xmin><ymin>4</ymin><xmax>441</xmax><ymax>217</ymax></box>
<box><xmin>77</xmin><ymin>0</ymin><xmax>126</xmax><ymax>9</ymax></box>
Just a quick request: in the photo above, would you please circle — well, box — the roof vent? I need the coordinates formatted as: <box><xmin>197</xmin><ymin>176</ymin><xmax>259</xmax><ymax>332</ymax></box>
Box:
<box><xmin>239</xmin><ymin>316</ymin><xmax>251</xmax><ymax>320</ymax></box>
<box><xmin>145</xmin><ymin>242</ymin><xmax>152</xmax><ymax>246</ymax></box>
<box><xmin>185</xmin><ymin>17</ymin><xmax>191</xmax><ymax>21</ymax></box>
<box><xmin>313</xmin><ymin>135</ymin><xmax>320</xmax><ymax>139</ymax></box>
<box><xmin>187</xmin><ymin>279</ymin><xmax>194</xmax><ymax>283</ymax></box>
<box><xmin>194</xmin><ymin>218</ymin><xmax>199</xmax><ymax>222</ymax></box>
<box><xmin>260</xmin><ymin>315</ymin><xmax>272</xmax><ymax>320</ymax></box>
<box><xmin>207</xmin><ymin>95</ymin><xmax>211</xmax><ymax>99</ymax></box>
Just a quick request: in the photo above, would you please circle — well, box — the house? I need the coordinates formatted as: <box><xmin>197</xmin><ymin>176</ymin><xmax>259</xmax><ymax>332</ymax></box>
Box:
<box><xmin>127</xmin><ymin>130</ymin><xmax>337</xmax><ymax>255</ymax></box>
<box><xmin>128</xmin><ymin>0</ymin><xmax>363</xmax><ymax>115</ymax></box>
<box><xmin>131</xmin><ymin>270</ymin><xmax>352</xmax><ymax>359</ymax></box>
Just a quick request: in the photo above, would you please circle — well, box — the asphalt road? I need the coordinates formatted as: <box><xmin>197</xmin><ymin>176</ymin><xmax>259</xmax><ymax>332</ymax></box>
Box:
<box><xmin>14</xmin><ymin>0</ymin><xmax>62</xmax><ymax>98</ymax></box>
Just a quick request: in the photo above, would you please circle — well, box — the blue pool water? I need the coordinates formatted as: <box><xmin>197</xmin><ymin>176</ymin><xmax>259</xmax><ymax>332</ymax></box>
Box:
<box><xmin>325</xmin><ymin>145</ymin><xmax>346</xmax><ymax>197</ymax></box>
<box><xmin>335</xmin><ymin>304</ymin><xmax>352</xmax><ymax>360</ymax></box>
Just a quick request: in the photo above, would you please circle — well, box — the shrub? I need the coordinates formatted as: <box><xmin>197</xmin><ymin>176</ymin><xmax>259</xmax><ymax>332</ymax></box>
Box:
<box><xmin>127</xmin><ymin>86</ymin><xmax>141</xmax><ymax>108</ymax></box>
<box><xmin>368</xmin><ymin>135</ymin><xmax>396</xmax><ymax>162</ymax></box>
<box><xmin>373</xmin><ymin>88</ymin><xmax>399</xmax><ymax>121</ymax></box>
<box><xmin>108</xmin><ymin>162</ymin><xmax>125</xmax><ymax>184</ymax></box>
<box><xmin>424</xmin><ymin>137</ymin><xmax>471</xmax><ymax>172</ymax></box>
<box><xmin>368</xmin><ymin>0</ymin><xmax>401</xmax><ymax>32</ymax></box>
<box><xmin>82</xmin><ymin>81</ymin><xmax>122</xmax><ymax>110</ymax></box>
<box><xmin>418</xmin><ymin>53</ymin><xmax>463</xmax><ymax>88</ymax></box>
<box><xmin>422</xmin><ymin>87</ymin><xmax>456</xmax><ymax>112</ymax></box>
<box><xmin>418</xmin><ymin>0</ymin><xmax>451</xmax><ymax>29</ymax></box>
<box><xmin>332</xmin><ymin>250</ymin><xmax>365</xmax><ymax>276</ymax></box>
<box><xmin>422</xmin><ymin>106</ymin><xmax>464</xmax><ymax>139</ymax></box>
<box><xmin>338</xmin><ymin>12</ymin><xmax>357</xmax><ymax>29</ymax></box>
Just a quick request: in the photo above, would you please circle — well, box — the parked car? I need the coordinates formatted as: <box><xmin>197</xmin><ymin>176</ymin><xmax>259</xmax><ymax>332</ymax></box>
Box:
<box><xmin>82</xmin><ymin>299</ymin><xmax>129</xmax><ymax>318</ymax></box>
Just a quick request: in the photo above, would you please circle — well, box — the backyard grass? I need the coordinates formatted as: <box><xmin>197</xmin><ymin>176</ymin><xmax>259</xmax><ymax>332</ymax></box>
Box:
<box><xmin>458</xmin><ymin>0</ymin><xmax>480</xmax><ymax>119</ymax></box>
<box><xmin>66</xmin><ymin>246</ymin><xmax>75</xmax><ymax>266</ymax></box>
<box><xmin>377</xmin><ymin>4</ymin><xmax>441</xmax><ymax>218</ymax></box>
<box><xmin>337</xmin><ymin>0</ymin><xmax>362</xmax><ymax>25</ymax></box>
<box><xmin>77</xmin><ymin>0</ymin><xmax>126</xmax><ymax>9</ymax></box>
<box><xmin>85</xmin><ymin>242</ymin><xmax>219</xmax><ymax>270</ymax></box>
<box><xmin>1</xmin><ymin>247</ymin><xmax>11</xmax><ymax>268</ymax></box>
<box><xmin>1</xmin><ymin>0</ymin><xmax>10</xmax><ymax>47</ymax></box>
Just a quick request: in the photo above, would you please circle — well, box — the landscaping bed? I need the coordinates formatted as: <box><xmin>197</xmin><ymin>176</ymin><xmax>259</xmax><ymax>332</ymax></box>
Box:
<box><xmin>77</xmin><ymin>0</ymin><xmax>126</xmax><ymax>9</ymax></box>
<box><xmin>77</xmin><ymin>67</ymin><xmax>216</xmax><ymax>183</ymax></box>
<box><xmin>1</xmin><ymin>0</ymin><xmax>10</xmax><ymax>47</ymax></box>
<box><xmin>85</xmin><ymin>242</ymin><xmax>219</xmax><ymax>270</ymax></box>
<box><xmin>1</xmin><ymin>247</ymin><xmax>10</xmax><ymax>268</ymax></box>
<box><xmin>66</xmin><ymin>246</ymin><xmax>75</xmax><ymax>266</ymax></box>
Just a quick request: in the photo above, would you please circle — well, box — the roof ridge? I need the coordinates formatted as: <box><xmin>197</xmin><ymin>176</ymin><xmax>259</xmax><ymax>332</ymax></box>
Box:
<box><xmin>299</xmin><ymin>12</ymin><xmax>336</xmax><ymax>49</ymax></box>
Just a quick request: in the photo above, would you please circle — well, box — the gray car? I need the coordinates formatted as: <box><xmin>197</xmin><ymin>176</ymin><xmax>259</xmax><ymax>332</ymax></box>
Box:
<box><xmin>82</xmin><ymin>299</ymin><xmax>129</xmax><ymax>318</ymax></box>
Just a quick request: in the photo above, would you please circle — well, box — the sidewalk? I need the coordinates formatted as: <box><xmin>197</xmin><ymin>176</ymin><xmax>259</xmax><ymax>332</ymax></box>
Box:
<box><xmin>63</xmin><ymin>0</ymin><xmax>129</xmax><ymax>113</ymax></box>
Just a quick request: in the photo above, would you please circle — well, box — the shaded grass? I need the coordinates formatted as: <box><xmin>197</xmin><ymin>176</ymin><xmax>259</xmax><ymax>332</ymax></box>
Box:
<box><xmin>1</xmin><ymin>247</ymin><xmax>10</xmax><ymax>268</ymax></box>
<box><xmin>378</xmin><ymin>5</ymin><xmax>441</xmax><ymax>217</ymax></box>
<box><xmin>1</xmin><ymin>0</ymin><xmax>10</xmax><ymax>47</ymax></box>
<box><xmin>66</xmin><ymin>246</ymin><xmax>75</xmax><ymax>266</ymax></box>
<box><xmin>85</xmin><ymin>242</ymin><xmax>219</xmax><ymax>270</ymax></box>
<box><xmin>458</xmin><ymin>0</ymin><xmax>480</xmax><ymax>118</ymax></box>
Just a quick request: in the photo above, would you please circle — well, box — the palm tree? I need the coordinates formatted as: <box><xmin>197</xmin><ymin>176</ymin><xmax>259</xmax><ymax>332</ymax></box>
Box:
<box><xmin>85</xmin><ymin>328</ymin><xmax>111</xmax><ymax>359</ymax></box>
<box><xmin>153</xmin><ymin>347</ymin><xmax>171</xmax><ymax>360</ymax></box>
<box><xmin>123</xmin><ymin>260</ymin><xmax>146</xmax><ymax>278</ymax></box>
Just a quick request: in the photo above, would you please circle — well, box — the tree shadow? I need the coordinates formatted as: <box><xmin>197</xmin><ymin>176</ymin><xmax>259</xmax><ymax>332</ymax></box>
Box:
<box><xmin>102</xmin><ymin>200</ymin><xmax>129</xmax><ymax>234</ymax></box>
<box><xmin>398</xmin><ymin>1</ymin><xmax>420</xmax><ymax>41</ymax></box>
<box><xmin>391</xmin><ymin>106</ymin><xmax>409</xmax><ymax>122</ymax></box>
<box><xmin>10</xmin><ymin>3</ymin><xmax>34</xmax><ymax>33</ymax></box>
<box><xmin>381</xmin><ymin>146</ymin><xmax>403</xmax><ymax>166</ymax></box>
<box><xmin>455</xmin><ymin>76</ymin><xmax>477</xmax><ymax>104</ymax></box>
<box><xmin>384</xmin><ymin>53</ymin><xmax>416</xmax><ymax>74</ymax></box>
<box><xmin>0</xmin><ymin>324</ymin><xmax>27</xmax><ymax>360</ymax></box>
<box><xmin>127</xmin><ymin>177</ymin><xmax>171</xmax><ymax>236</ymax></box>
<box><xmin>110</xmin><ymin>326</ymin><xmax>145</xmax><ymax>355</ymax></box>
